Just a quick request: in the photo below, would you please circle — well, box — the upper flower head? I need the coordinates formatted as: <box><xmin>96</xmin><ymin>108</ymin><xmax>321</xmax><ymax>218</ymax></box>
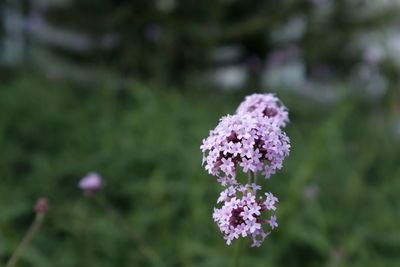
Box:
<box><xmin>200</xmin><ymin>114</ymin><xmax>290</xmax><ymax>185</ymax></box>
<box><xmin>79</xmin><ymin>172</ymin><xmax>103</xmax><ymax>195</ymax></box>
<box><xmin>212</xmin><ymin>184</ymin><xmax>278</xmax><ymax>247</ymax></box>
<box><xmin>236</xmin><ymin>93</ymin><xmax>289</xmax><ymax>127</ymax></box>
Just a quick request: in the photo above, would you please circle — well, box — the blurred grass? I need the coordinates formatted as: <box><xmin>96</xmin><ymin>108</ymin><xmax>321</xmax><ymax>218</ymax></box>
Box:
<box><xmin>0</xmin><ymin>74</ymin><xmax>399</xmax><ymax>267</ymax></box>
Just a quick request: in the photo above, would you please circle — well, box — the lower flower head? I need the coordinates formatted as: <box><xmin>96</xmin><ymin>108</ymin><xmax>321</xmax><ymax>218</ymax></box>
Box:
<box><xmin>212</xmin><ymin>184</ymin><xmax>279</xmax><ymax>247</ymax></box>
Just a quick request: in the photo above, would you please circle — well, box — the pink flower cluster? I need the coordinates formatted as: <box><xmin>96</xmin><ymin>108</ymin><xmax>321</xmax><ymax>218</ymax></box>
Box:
<box><xmin>202</xmin><ymin>93</ymin><xmax>290</xmax><ymax>247</ymax></box>
<box><xmin>200</xmin><ymin>114</ymin><xmax>290</xmax><ymax>185</ymax></box>
<box><xmin>212</xmin><ymin>184</ymin><xmax>279</xmax><ymax>247</ymax></box>
<box><xmin>236</xmin><ymin>93</ymin><xmax>289</xmax><ymax>127</ymax></box>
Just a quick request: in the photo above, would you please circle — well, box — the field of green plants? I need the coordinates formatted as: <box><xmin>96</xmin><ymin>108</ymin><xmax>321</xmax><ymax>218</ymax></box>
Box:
<box><xmin>0</xmin><ymin>73</ymin><xmax>399</xmax><ymax>266</ymax></box>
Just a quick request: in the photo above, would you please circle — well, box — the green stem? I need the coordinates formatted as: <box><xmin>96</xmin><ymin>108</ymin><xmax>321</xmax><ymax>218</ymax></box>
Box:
<box><xmin>231</xmin><ymin>237</ymin><xmax>243</xmax><ymax>267</ymax></box>
<box><xmin>94</xmin><ymin>195</ymin><xmax>163</xmax><ymax>267</ymax></box>
<box><xmin>247</xmin><ymin>171</ymin><xmax>257</xmax><ymax>195</ymax></box>
<box><xmin>6</xmin><ymin>213</ymin><xmax>45</xmax><ymax>267</ymax></box>
<box><xmin>248</xmin><ymin>171</ymin><xmax>256</xmax><ymax>185</ymax></box>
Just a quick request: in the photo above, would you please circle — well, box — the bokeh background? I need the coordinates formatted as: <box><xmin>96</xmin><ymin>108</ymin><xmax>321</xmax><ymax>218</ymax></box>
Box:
<box><xmin>1</xmin><ymin>0</ymin><xmax>400</xmax><ymax>266</ymax></box>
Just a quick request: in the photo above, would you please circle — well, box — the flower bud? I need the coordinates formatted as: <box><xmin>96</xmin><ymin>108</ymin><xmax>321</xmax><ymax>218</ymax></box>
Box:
<box><xmin>34</xmin><ymin>198</ymin><xmax>49</xmax><ymax>213</ymax></box>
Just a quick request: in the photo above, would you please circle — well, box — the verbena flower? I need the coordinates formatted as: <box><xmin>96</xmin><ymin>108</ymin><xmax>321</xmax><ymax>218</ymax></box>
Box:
<box><xmin>79</xmin><ymin>172</ymin><xmax>103</xmax><ymax>195</ymax></box>
<box><xmin>212</xmin><ymin>184</ymin><xmax>279</xmax><ymax>247</ymax></box>
<box><xmin>201</xmin><ymin>114</ymin><xmax>290</xmax><ymax>185</ymax></box>
<box><xmin>236</xmin><ymin>93</ymin><xmax>289</xmax><ymax>127</ymax></box>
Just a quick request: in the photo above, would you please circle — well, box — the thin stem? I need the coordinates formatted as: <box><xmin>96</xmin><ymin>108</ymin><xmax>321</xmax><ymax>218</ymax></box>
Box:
<box><xmin>94</xmin><ymin>195</ymin><xmax>163</xmax><ymax>267</ymax></box>
<box><xmin>6</xmin><ymin>213</ymin><xmax>45</xmax><ymax>267</ymax></box>
<box><xmin>247</xmin><ymin>171</ymin><xmax>257</xmax><ymax>195</ymax></box>
<box><xmin>248</xmin><ymin>171</ymin><xmax>256</xmax><ymax>185</ymax></box>
<box><xmin>231</xmin><ymin>237</ymin><xmax>243</xmax><ymax>267</ymax></box>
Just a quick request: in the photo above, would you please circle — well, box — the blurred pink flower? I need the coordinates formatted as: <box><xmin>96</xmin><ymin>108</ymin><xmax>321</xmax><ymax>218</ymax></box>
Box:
<box><xmin>79</xmin><ymin>172</ymin><xmax>103</xmax><ymax>195</ymax></box>
<box><xmin>34</xmin><ymin>198</ymin><xmax>50</xmax><ymax>213</ymax></box>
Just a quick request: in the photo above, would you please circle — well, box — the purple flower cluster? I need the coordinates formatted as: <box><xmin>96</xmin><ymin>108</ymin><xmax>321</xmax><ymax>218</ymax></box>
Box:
<box><xmin>236</xmin><ymin>93</ymin><xmax>289</xmax><ymax>127</ymax></box>
<box><xmin>202</xmin><ymin>93</ymin><xmax>290</xmax><ymax>247</ymax></box>
<box><xmin>200</xmin><ymin>114</ymin><xmax>290</xmax><ymax>185</ymax></box>
<box><xmin>212</xmin><ymin>184</ymin><xmax>278</xmax><ymax>247</ymax></box>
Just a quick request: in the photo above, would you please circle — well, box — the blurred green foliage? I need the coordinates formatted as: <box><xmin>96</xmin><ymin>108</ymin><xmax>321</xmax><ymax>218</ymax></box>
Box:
<box><xmin>0</xmin><ymin>74</ymin><xmax>399</xmax><ymax>266</ymax></box>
